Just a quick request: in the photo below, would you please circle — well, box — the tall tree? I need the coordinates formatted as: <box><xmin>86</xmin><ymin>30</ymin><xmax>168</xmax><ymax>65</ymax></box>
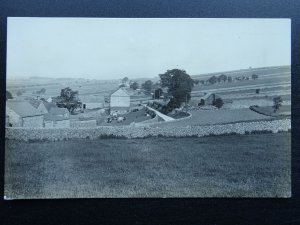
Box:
<box><xmin>252</xmin><ymin>74</ymin><xmax>259</xmax><ymax>80</ymax></box>
<box><xmin>55</xmin><ymin>87</ymin><xmax>82</xmax><ymax>114</ymax></box>
<box><xmin>122</xmin><ymin>77</ymin><xmax>129</xmax><ymax>84</ymax></box>
<box><xmin>141</xmin><ymin>80</ymin><xmax>154</xmax><ymax>93</ymax></box>
<box><xmin>159</xmin><ymin>69</ymin><xmax>194</xmax><ymax>113</ymax></box>
<box><xmin>154</xmin><ymin>88</ymin><xmax>163</xmax><ymax>99</ymax></box>
<box><xmin>208</xmin><ymin>75</ymin><xmax>217</xmax><ymax>84</ymax></box>
<box><xmin>130</xmin><ymin>81</ymin><xmax>139</xmax><ymax>90</ymax></box>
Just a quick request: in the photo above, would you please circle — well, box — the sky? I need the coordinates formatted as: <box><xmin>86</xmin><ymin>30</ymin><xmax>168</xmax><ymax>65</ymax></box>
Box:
<box><xmin>7</xmin><ymin>18</ymin><xmax>291</xmax><ymax>80</ymax></box>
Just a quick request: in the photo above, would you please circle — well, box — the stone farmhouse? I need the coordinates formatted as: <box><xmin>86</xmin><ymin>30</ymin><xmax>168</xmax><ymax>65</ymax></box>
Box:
<box><xmin>6</xmin><ymin>100</ymin><xmax>44</xmax><ymax>127</ymax></box>
<box><xmin>109</xmin><ymin>88</ymin><xmax>131</xmax><ymax>115</ymax></box>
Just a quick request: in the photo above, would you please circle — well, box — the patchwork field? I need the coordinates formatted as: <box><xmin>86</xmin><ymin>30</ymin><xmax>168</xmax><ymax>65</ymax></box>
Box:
<box><xmin>4</xmin><ymin>132</ymin><xmax>291</xmax><ymax>198</ymax></box>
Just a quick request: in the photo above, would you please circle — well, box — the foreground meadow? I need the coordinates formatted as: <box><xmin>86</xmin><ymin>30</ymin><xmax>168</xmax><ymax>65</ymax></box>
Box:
<box><xmin>4</xmin><ymin>133</ymin><xmax>291</xmax><ymax>198</ymax></box>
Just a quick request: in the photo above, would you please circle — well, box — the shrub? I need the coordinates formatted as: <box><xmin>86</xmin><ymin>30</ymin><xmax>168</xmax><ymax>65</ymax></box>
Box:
<box><xmin>212</xmin><ymin>98</ymin><xmax>224</xmax><ymax>109</ymax></box>
<box><xmin>273</xmin><ymin>96</ymin><xmax>283</xmax><ymax>112</ymax></box>
<box><xmin>255</xmin><ymin>89</ymin><xmax>260</xmax><ymax>94</ymax></box>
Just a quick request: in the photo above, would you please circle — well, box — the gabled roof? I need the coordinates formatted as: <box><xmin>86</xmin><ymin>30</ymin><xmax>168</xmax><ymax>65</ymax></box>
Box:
<box><xmin>6</xmin><ymin>100</ymin><xmax>43</xmax><ymax>117</ymax></box>
<box><xmin>110</xmin><ymin>88</ymin><xmax>130</xmax><ymax>97</ymax></box>
<box><xmin>41</xmin><ymin>100</ymin><xmax>57</xmax><ymax>111</ymax></box>
<box><xmin>28</xmin><ymin>99</ymin><xmax>42</xmax><ymax>109</ymax></box>
<box><xmin>200</xmin><ymin>93</ymin><xmax>220</xmax><ymax>100</ymax></box>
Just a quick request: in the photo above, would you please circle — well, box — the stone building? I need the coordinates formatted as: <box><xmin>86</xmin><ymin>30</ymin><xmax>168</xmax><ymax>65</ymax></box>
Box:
<box><xmin>6</xmin><ymin>100</ymin><xmax>44</xmax><ymax>127</ymax></box>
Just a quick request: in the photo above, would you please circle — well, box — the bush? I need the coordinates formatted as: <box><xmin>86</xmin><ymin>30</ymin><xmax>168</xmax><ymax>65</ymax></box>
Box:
<box><xmin>273</xmin><ymin>96</ymin><xmax>283</xmax><ymax>112</ymax></box>
<box><xmin>212</xmin><ymin>98</ymin><xmax>224</xmax><ymax>109</ymax></box>
<box><xmin>256</xmin><ymin>89</ymin><xmax>260</xmax><ymax>94</ymax></box>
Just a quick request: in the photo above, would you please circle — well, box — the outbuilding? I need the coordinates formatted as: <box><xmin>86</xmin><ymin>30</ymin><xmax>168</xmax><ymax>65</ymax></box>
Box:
<box><xmin>6</xmin><ymin>100</ymin><xmax>44</xmax><ymax>127</ymax></box>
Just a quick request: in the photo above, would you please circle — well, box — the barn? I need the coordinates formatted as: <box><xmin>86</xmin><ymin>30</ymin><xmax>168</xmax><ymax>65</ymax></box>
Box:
<box><xmin>6</xmin><ymin>100</ymin><xmax>44</xmax><ymax>127</ymax></box>
<box><xmin>109</xmin><ymin>88</ymin><xmax>131</xmax><ymax>115</ymax></box>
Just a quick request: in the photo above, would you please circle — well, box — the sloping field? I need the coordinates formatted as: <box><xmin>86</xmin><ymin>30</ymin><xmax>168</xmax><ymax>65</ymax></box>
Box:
<box><xmin>153</xmin><ymin>108</ymin><xmax>272</xmax><ymax>127</ymax></box>
<box><xmin>4</xmin><ymin>133</ymin><xmax>291</xmax><ymax>198</ymax></box>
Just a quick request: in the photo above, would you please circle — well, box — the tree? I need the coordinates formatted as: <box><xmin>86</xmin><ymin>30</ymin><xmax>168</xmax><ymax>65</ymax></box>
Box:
<box><xmin>55</xmin><ymin>87</ymin><xmax>82</xmax><ymax>114</ymax></box>
<box><xmin>252</xmin><ymin>74</ymin><xmax>259</xmax><ymax>80</ymax></box>
<box><xmin>273</xmin><ymin>96</ymin><xmax>283</xmax><ymax>112</ymax></box>
<box><xmin>208</xmin><ymin>75</ymin><xmax>217</xmax><ymax>84</ymax></box>
<box><xmin>154</xmin><ymin>88</ymin><xmax>163</xmax><ymax>99</ymax></box>
<box><xmin>141</xmin><ymin>80</ymin><xmax>153</xmax><ymax>93</ymax></box>
<box><xmin>193</xmin><ymin>79</ymin><xmax>200</xmax><ymax>85</ymax></box>
<box><xmin>218</xmin><ymin>74</ymin><xmax>227</xmax><ymax>83</ymax></box>
<box><xmin>212</xmin><ymin>98</ymin><xmax>224</xmax><ymax>109</ymax></box>
<box><xmin>159</xmin><ymin>69</ymin><xmax>194</xmax><ymax>113</ymax></box>
<box><xmin>6</xmin><ymin>91</ymin><xmax>13</xmax><ymax>100</ymax></box>
<box><xmin>122</xmin><ymin>77</ymin><xmax>129</xmax><ymax>85</ymax></box>
<box><xmin>228</xmin><ymin>76</ymin><xmax>232</xmax><ymax>83</ymax></box>
<box><xmin>130</xmin><ymin>81</ymin><xmax>139</xmax><ymax>90</ymax></box>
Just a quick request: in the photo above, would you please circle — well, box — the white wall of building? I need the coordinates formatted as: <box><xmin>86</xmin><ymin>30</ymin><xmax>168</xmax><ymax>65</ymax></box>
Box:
<box><xmin>6</xmin><ymin>106</ymin><xmax>22</xmax><ymax>127</ymax></box>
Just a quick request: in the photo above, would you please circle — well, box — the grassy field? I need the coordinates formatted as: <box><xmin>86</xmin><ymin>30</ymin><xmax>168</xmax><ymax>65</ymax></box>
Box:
<box><xmin>5</xmin><ymin>132</ymin><xmax>291</xmax><ymax>198</ymax></box>
<box><xmin>154</xmin><ymin>108</ymin><xmax>272</xmax><ymax>127</ymax></box>
<box><xmin>250</xmin><ymin>105</ymin><xmax>291</xmax><ymax>117</ymax></box>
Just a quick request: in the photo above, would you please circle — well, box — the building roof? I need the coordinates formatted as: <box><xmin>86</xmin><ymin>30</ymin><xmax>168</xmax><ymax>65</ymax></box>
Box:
<box><xmin>6</xmin><ymin>100</ymin><xmax>43</xmax><ymax>117</ymax></box>
<box><xmin>110</xmin><ymin>88</ymin><xmax>130</xmax><ymax>97</ymax></box>
<box><xmin>200</xmin><ymin>93</ymin><xmax>221</xmax><ymax>101</ymax></box>
<box><xmin>49</xmin><ymin>107</ymin><xmax>69</xmax><ymax>115</ymax></box>
<box><xmin>28</xmin><ymin>99</ymin><xmax>42</xmax><ymax>109</ymax></box>
<box><xmin>41</xmin><ymin>100</ymin><xmax>57</xmax><ymax>111</ymax></box>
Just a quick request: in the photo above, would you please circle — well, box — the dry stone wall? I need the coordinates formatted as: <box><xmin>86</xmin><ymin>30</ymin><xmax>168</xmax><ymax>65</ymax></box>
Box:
<box><xmin>5</xmin><ymin>119</ymin><xmax>290</xmax><ymax>142</ymax></box>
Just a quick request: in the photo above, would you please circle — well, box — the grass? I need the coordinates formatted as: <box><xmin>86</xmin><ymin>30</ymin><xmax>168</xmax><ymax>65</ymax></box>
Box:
<box><xmin>4</xmin><ymin>132</ymin><xmax>291</xmax><ymax>199</ymax></box>
<box><xmin>250</xmin><ymin>105</ymin><xmax>291</xmax><ymax>117</ymax></box>
<box><xmin>154</xmin><ymin>108</ymin><xmax>272</xmax><ymax>127</ymax></box>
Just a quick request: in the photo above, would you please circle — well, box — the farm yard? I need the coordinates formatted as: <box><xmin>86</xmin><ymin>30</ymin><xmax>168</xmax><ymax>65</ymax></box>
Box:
<box><xmin>4</xmin><ymin>132</ymin><xmax>291</xmax><ymax>198</ymax></box>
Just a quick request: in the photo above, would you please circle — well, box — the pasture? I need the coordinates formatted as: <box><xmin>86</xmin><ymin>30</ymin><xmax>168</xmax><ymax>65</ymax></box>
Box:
<box><xmin>4</xmin><ymin>132</ymin><xmax>291</xmax><ymax>198</ymax></box>
<box><xmin>153</xmin><ymin>108</ymin><xmax>273</xmax><ymax>127</ymax></box>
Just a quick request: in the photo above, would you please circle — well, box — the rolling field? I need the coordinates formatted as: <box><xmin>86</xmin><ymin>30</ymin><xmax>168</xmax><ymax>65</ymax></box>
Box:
<box><xmin>7</xmin><ymin>65</ymin><xmax>291</xmax><ymax>102</ymax></box>
<box><xmin>4</xmin><ymin>132</ymin><xmax>291</xmax><ymax>198</ymax></box>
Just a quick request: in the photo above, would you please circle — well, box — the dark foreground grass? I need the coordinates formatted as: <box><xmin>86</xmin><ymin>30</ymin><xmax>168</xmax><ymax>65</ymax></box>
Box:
<box><xmin>4</xmin><ymin>133</ymin><xmax>291</xmax><ymax>198</ymax></box>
